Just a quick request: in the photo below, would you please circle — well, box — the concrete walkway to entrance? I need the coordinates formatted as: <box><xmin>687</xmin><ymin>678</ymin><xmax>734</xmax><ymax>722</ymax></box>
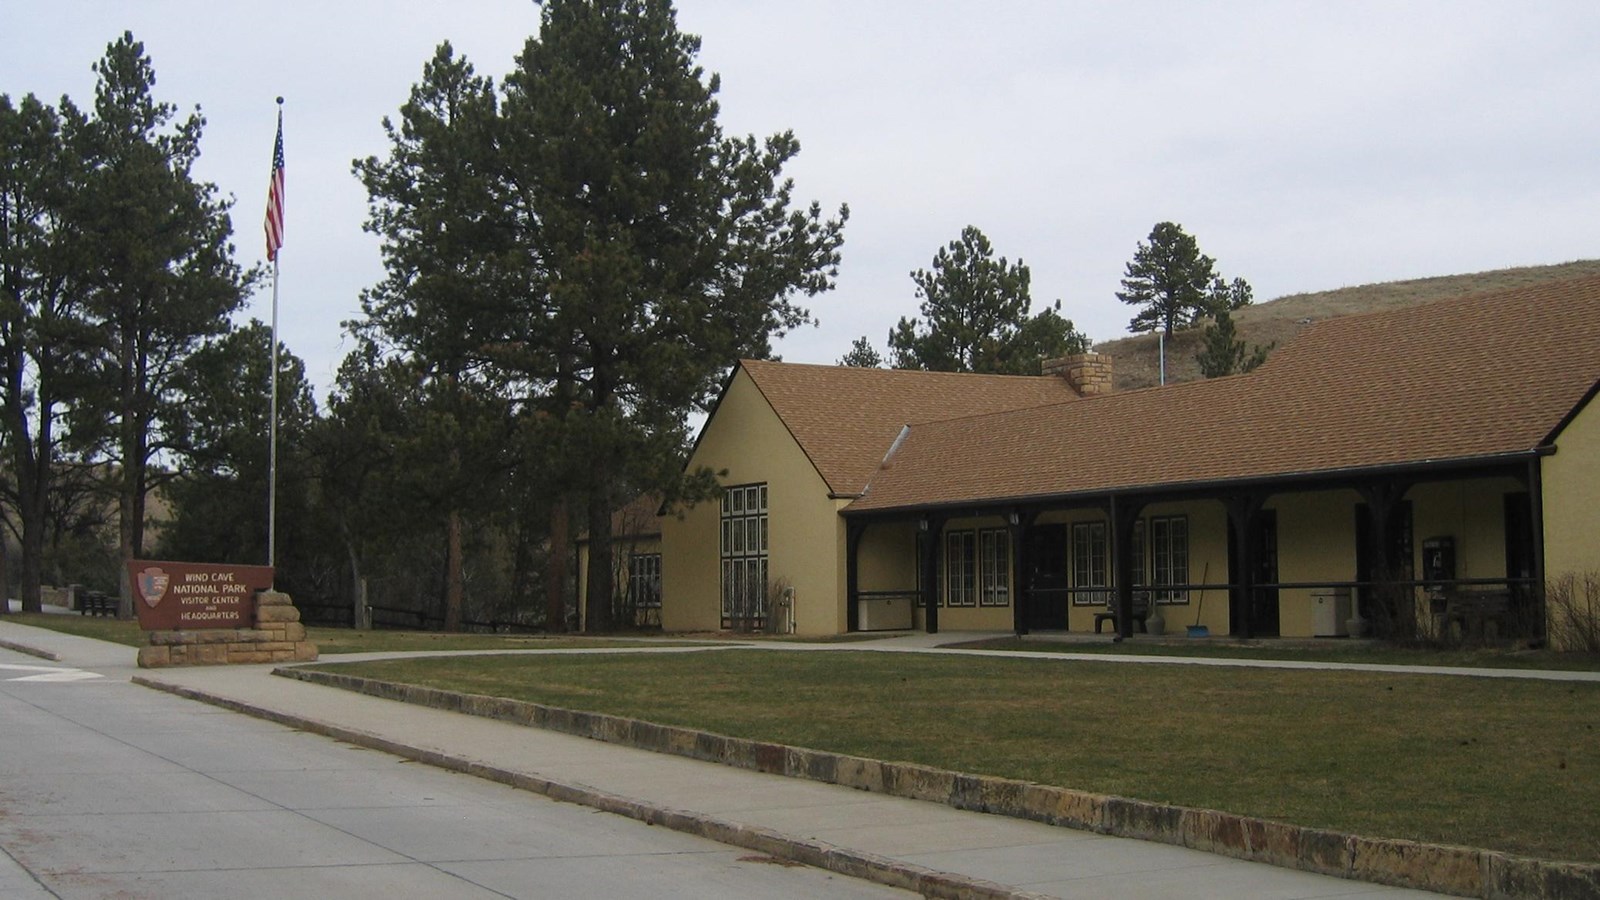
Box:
<box><xmin>832</xmin><ymin>629</ymin><xmax>1600</xmax><ymax>682</ymax></box>
<box><xmin>0</xmin><ymin>618</ymin><xmax>1461</xmax><ymax>899</ymax></box>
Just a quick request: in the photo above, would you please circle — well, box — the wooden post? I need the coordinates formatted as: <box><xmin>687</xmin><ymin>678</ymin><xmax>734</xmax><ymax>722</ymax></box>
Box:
<box><xmin>846</xmin><ymin>520</ymin><xmax>866</xmax><ymax>632</ymax></box>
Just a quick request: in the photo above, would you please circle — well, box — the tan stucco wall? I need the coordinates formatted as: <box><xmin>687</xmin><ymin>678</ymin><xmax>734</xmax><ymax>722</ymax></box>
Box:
<box><xmin>1272</xmin><ymin>490</ymin><xmax>1359</xmax><ymax>638</ymax></box>
<box><xmin>858</xmin><ymin>521</ymin><xmax>919</xmax><ymax>593</ymax></box>
<box><xmin>660</xmin><ymin>369</ymin><xmax>845</xmax><ymax>636</ymax></box>
<box><xmin>1272</xmin><ymin>478</ymin><xmax>1525</xmax><ymax>638</ymax></box>
<box><xmin>1410</xmin><ymin>478</ymin><xmax>1519</xmax><ymax>580</ymax></box>
<box><xmin>1545</xmin><ymin>397</ymin><xmax>1600</xmax><ymax>578</ymax></box>
<box><xmin>1544</xmin><ymin>397</ymin><xmax>1600</xmax><ymax>648</ymax></box>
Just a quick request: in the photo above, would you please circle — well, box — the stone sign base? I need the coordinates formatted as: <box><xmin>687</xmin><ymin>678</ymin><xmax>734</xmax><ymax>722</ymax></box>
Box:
<box><xmin>137</xmin><ymin>590</ymin><xmax>318</xmax><ymax>668</ymax></box>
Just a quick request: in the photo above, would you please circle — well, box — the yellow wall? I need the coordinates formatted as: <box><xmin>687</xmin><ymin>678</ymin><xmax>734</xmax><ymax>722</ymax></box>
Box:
<box><xmin>1272</xmin><ymin>490</ymin><xmax>1358</xmax><ymax>637</ymax></box>
<box><xmin>660</xmin><ymin>369</ymin><xmax>846</xmax><ymax>636</ymax></box>
<box><xmin>1544</xmin><ymin>398</ymin><xmax>1600</xmax><ymax>648</ymax></box>
<box><xmin>1545</xmin><ymin>397</ymin><xmax>1600</xmax><ymax>579</ymax></box>
<box><xmin>857</xmin><ymin>520</ymin><xmax>919</xmax><ymax>592</ymax></box>
<box><xmin>1272</xmin><ymin>478</ymin><xmax>1525</xmax><ymax>637</ymax></box>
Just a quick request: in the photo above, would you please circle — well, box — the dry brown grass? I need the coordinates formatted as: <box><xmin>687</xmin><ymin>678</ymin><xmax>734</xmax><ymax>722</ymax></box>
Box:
<box><xmin>1095</xmin><ymin>259</ymin><xmax>1600</xmax><ymax>390</ymax></box>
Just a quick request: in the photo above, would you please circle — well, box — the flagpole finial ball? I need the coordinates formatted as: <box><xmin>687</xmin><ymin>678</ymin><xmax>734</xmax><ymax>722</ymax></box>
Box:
<box><xmin>276</xmin><ymin>96</ymin><xmax>284</xmax><ymax>105</ymax></box>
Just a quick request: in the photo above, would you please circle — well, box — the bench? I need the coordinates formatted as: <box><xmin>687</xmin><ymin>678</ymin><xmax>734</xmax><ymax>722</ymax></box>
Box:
<box><xmin>1094</xmin><ymin>592</ymin><xmax>1151</xmax><ymax>634</ymax></box>
<box><xmin>79</xmin><ymin>590</ymin><xmax>117</xmax><ymax>617</ymax></box>
<box><xmin>1443</xmin><ymin>589</ymin><xmax>1511</xmax><ymax>642</ymax></box>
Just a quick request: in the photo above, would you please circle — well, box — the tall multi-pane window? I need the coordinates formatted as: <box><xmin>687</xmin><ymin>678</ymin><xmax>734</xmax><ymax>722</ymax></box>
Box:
<box><xmin>1071</xmin><ymin>521</ymin><xmax>1108</xmax><ymax>605</ymax></box>
<box><xmin>945</xmin><ymin>530</ymin><xmax>977</xmax><ymax>607</ymax></box>
<box><xmin>720</xmin><ymin>484</ymin><xmax>768</xmax><ymax>628</ymax></box>
<box><xmin>628</xmin><ymin>553</ymin><xmax>662</xmax><ymax>609</ymax></box>
<box><xmin>979</xmin><ymin>528</ymin><xmax>1011</xmax><ymax>606</ymax></box>
<box><xmin>1151</xmin><ymin>515</ymin><xmax>1189</xmax><ymax>604</ymax></box>
<box><xmin>626</xmin><ymin>552</ymin><xmax>662</xmax><ymax>627</ymax></box>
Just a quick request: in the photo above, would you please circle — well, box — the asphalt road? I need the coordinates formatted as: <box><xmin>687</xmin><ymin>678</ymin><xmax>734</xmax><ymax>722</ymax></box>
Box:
<box><xmin>0</xmin><ymin>647</ymin><xmax>909</xmax><ymax>900</ymax></box>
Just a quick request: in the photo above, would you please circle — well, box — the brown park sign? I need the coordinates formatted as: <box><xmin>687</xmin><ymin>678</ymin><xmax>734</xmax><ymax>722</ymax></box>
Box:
<box><xmin>127</xmin><ymin>560</ymin><xmax>274</xmax><ymax>631</ymax></box>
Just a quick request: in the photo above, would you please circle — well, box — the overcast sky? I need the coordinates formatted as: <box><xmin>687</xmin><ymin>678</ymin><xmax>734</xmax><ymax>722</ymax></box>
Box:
<box><xmin>5</xmin><ymin>1</ymin><xmax>1598</xmax><ymax>401</ymax></box>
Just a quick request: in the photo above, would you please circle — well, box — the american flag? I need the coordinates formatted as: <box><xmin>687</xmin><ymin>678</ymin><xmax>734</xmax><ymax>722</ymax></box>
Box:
<box><xmin>264</xmin><ymin>107</ymin><xmax>285</xmax><ymax>262</ymax></box>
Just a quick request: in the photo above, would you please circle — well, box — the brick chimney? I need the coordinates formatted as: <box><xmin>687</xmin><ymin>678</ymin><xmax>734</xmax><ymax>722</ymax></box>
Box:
<box><xmin>1042</xmin><ymin>352</ymin><xmax>1113</xmax><ymax>397</ymax></box>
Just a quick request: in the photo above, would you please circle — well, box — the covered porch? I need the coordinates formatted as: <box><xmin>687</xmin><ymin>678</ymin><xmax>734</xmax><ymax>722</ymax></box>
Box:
<box><xmin>843</xmin><ymin>456</ymin><xmax>1546</xmax><ymax>643</ymax></box>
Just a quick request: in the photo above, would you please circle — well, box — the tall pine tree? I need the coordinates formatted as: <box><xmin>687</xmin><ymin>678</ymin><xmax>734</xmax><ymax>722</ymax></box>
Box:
<box><xmin>500</xmin><ymin>0</ymin><xmax>846</xmax><ymax>632</ymax></box>
<box><xmin>67</xmin><ymin>33</ymin><xmax>252</xmax><ymax>611</ymax></box>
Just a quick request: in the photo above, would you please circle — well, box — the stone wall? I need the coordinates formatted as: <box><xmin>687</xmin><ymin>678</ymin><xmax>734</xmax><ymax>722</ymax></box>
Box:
<box><xmin>137</xmin><ymin>590</ymin><xmax>318</xmax><ymax>667</ymax></box>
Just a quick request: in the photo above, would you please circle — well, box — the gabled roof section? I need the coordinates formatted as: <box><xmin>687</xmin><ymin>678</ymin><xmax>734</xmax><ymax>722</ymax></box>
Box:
<box><xmin>738</xmin><ymin>359</ymin><xmax>1079</xmax><ymax>497</ymax></box>
<box><xmin>848</xmin><ymin>274</ymin><xmax>1600</xmax><ymax>513</ymax></box>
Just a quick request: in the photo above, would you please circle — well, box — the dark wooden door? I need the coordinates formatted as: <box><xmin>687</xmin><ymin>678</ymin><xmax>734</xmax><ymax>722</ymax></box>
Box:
<box><xmin>1026</xmin><ymin>524</ymin><xmax>1069</xmax><ymax>630</ymax></box>
<box><xmin>1227</xmin><ymin>509</ymin><xmax>1281</xmax><ymax>636</ymax></box>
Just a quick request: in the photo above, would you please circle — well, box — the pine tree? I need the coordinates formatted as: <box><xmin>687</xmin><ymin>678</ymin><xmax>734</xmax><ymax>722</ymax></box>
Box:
<box><xmin>1117</xmin><ymin>221</ymin><xmax>1219</xmax><ymax>336</ymax></box>
<box><xmin>64</xmin><ymin>33</ymin><xmax>252</xmax><ymax>611</ymax></box>
<box><xmin>354</xmin><ymin>42</ymin><xmax>512</xmax><ymax>630</ymax></box>
<box><xmin>888</xmin><ymin>225</ymin><xmax>1087</xmax><ymax>374</ymax></box>
<box><xmin>838</xmin><ymin>336</ymin><xmax>883</xmax><ymax>368</ymax></box>
<box><xmin>500</xmin><ymin>0</ymin><xmax>846</xmax><ymax>631</ymax></box>
<box><xmin>1195</xmin><ymin>307</ymin><xmax>1272</xmax><ymax>378</ymax></box>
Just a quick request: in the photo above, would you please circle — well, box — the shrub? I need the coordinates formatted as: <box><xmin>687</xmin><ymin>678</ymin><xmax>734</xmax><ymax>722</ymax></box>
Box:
<box><xmin>1547</xmin><ymin>571</ymin><xmax>1600</xmax><ymax>652</ymax></box>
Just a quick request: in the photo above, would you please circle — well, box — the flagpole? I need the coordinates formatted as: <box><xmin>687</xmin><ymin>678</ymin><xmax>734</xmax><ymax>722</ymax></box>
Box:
<box><xmin>269</xmin><ymin>254</ymin><xmax>280</xmax><ymax>569</ymax></box>
<box><xmin>266</xmin><ymin>96</ymin><xmax>284</xmax><ymax>570</ymax></box>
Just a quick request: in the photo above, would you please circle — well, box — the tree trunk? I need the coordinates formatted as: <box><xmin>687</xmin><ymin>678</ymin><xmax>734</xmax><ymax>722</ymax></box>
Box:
<box><xmin>546</xmin><ymin>497</ymin><xmax>568</xmax><ymax>632</ymax></box>
<box><xmin>583</xmin><ymin>490</ymin><xmax>613</xmax><ymax>634</ymax></box>
<box><xmin>444</xmin><ymin>508</ymin><xmax>464</xmax><ymax>631</ymax></box>
<box><xmin>340</xmin><ymin>518</ymin><xmax>367</xmax><ymax>630</ymax></box>
<box><xmin>3</xmin><ymin>361</ymin><xmax>46</xmax><ymax>613</ymax></box>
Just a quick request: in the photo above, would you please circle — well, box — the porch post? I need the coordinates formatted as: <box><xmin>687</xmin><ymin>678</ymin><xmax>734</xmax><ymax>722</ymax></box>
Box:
<box><xmin>845</xmin><ymin>519</ymin><xmax>866</xmax><ymax>632</ymax></box>
<box><xmin>1527</xmin><ymin>458</ymin><xmax>1548</xmax><ymax>640</ymax></box>
<box><xmin>1358</xmin><ymin>481</ymin><xmax>1408</xmax><ymax>638</ymax></box>
<box><xmin>919</xmin><ymin>514</ymin><xmax>946</xmax><ymax>634</ymax></box>
<box><xmin>1224</xmin><ymin>493</ymin><xmax>1266</xmax><ymax>639</ymax></box>
<box><xmin>1110</xmin><ymin>496</ymin><xmax>1145</xmax><ymax>640</ymax></box>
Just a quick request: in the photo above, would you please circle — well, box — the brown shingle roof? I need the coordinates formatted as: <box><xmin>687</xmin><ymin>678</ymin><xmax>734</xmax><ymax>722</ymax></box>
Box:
<box><xmin>847</xmin><ymin>275</ymin><xmax>1600</xmax><ymax>513</ymax></box>
<box><xmin>738</xmin><ymin>359</ymin><xmax>1079</xmax><ymax>496</ymax></box>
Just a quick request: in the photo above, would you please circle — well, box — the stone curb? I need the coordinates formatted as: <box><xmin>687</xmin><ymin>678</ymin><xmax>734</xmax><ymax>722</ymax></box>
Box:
<box><xmin>272</xmin><ymin>667</ymin><xmax>1600</xmax><ymax>900</ymax></box>
<box><xmin>130</xmin><ymin>674</ymin><xmax>1051</xmax><ymax>900</ymax></box>
<box><xmin>0</xmin><ymin>638</ymin><xmax>62</xmax><ymax>661</ymax></box>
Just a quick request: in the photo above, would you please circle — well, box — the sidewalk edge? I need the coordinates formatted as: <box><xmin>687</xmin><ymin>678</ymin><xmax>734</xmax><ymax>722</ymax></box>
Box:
<box><xmin>269</xmin><ymin>667</ymin><xmax>1600</xmax><ymax>900</ymax></box>
<box><xmin>131</xmin><ymin>674</ymin><xmax>1053</xmax><ymax>900</ymax></box>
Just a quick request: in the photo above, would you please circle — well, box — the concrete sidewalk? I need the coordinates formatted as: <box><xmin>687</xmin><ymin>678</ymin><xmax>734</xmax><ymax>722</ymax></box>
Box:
<box><xmin>0</xmin><ymin>620</ymin><xmax>1445</xmax><ymax>899</ymax></box>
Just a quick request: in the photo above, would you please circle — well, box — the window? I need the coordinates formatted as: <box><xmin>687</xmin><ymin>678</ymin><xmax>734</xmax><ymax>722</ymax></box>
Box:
<box><xmin>1071</xmin><ymin>521</ymin><xmax>1108</xmax><ymax>605</ymax></box>
<box><xmin>979</xmin><ymin>528</ymin><xmax>1011</xmax><ymax>607</ymax></box>
<box><xmin>1129</xmin><ymin>520</ymin><xmax>1146</xmax><ymax>588</ymax></box>
<box><xmin>945</xmin><ymin>530</ymin><xmax>976</xmax><ymax>607</ymax></box>
<box><xmin>628</xmin><ymin>553</ymin><xmax>661</xmax><ymax>609</ymax></box>
<box><xmin>720</xmin><ymin>484</ymin><xmax>767</xmax><ymax>628</ymax></box>
<box><xmin>1150</xmin><ymin>515</ymin><xmax>1189</xmax><ymax>604</ymax></box>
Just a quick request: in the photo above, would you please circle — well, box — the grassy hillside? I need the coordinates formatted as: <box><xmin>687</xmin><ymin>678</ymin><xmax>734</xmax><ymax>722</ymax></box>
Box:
<box><xmin>1094</xmin><ymin>259</ymin><xmax>1600</xmax><ymax>391</ymax></box>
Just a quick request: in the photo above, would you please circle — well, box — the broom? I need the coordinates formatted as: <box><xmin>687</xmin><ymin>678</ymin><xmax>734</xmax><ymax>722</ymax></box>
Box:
<box><xmin>1187</xmin><ymin>561</ymin><xmax>1210</xmax><ymax>637</ymax></box>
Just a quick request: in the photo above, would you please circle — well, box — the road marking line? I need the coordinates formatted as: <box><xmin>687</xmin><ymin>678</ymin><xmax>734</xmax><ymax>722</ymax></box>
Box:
<box><xmin>0</xmin><ymin>663</ymin><xmax>103</xmax><ymax>682</ymax></box>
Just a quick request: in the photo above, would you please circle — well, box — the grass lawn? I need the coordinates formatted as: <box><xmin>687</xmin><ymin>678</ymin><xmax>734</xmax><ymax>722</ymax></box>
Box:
<box><xmin>308</xmin><ymin>649</ymin><xmax>1600</xmax><ymax>864</ymax></box>
<box><xmin>948</xmin><ymin>636</ymin><xmax>1600</xmax><ymax>671</ymax></box>
<box><xmin>0</xmin><ymin>613</ymin><xmax>674</xmax><ymax>654</ymax></box>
